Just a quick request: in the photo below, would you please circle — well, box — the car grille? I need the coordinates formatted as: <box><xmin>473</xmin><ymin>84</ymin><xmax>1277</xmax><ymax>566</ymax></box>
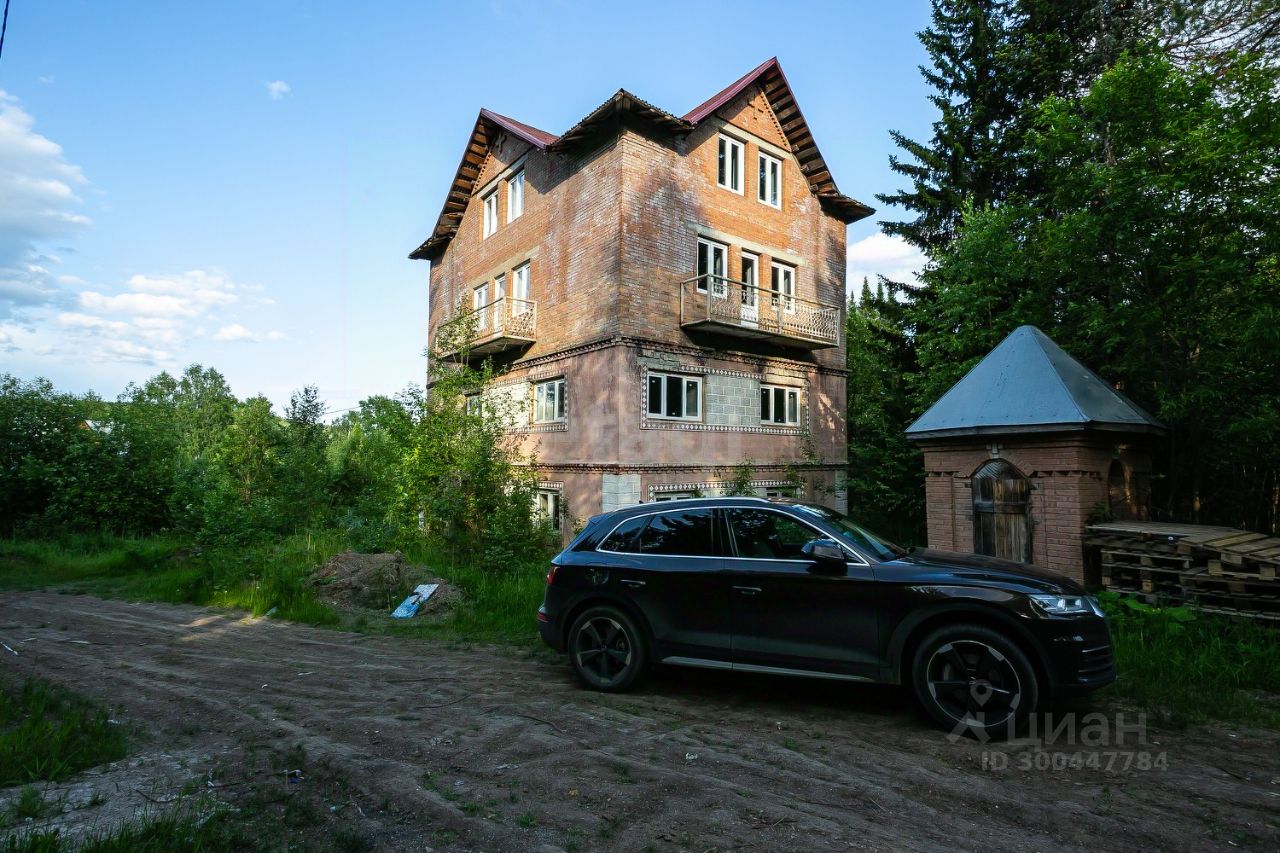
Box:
<box><xmin>1076</xmin><ymin>644</ymin><xmax>1115</xmax><ymax>683</ymax></box>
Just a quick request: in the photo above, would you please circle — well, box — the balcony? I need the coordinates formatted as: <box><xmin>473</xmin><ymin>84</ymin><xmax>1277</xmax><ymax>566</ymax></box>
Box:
<box><xmin>679</xmin><ymin>275</ymin><xmax>840</xmax><ymax>350</ymax></box>
<box><xmin>436</xmin><ymin>296</ymin><xmax>537</xmax><ymax>360</ymax></box>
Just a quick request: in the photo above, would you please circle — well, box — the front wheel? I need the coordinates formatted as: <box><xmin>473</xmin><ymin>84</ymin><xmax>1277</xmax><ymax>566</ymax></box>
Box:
<box><xmin>911</xmin><ymin>623</ymin><xmax>1039</xmax><ymax>741</ymax></box>
<box><xmin>568</xmin><ymin>606</ymin><xmax>647</xmax><ymax>692</ymax></box>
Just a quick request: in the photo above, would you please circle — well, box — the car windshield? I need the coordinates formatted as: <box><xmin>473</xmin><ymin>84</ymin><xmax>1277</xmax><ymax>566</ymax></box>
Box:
<box><xmin>787</xmin><ymin>503</ymin><xmax>908</xmax><ymax>560</ymax></box>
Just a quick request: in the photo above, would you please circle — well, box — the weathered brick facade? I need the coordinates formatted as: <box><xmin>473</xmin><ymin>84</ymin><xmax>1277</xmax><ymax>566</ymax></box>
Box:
<box><xmin>413</xmin><ymin>60</ymin><xmax>871</xmax><ymax>533</ymax></box>
<box><xmin>916</xmin><ymin>436</ymin><xmax>1155</xmax><ymax>583</ymax></box>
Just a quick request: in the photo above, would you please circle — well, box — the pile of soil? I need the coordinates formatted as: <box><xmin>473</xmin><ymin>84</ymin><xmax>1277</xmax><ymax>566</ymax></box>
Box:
<box><xmin>311</xmin><ymin>550</ymin><xmax>461</xmax><ymax>618</ymax></box>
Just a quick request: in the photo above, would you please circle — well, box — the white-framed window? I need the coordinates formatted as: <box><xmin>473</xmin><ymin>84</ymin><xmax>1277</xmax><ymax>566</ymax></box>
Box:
<box><xmin>654</xmin><ymin>491</ymin><xmax>698</xmax><ymax>502</ymax></box>
<box><xmin>482</xmin><ymin>190</ymin><xmax>499</xmax><ymax>238</ymax></box>
<box><xmin>696</xmin><ymin>238</ymin><xmax>728</xmax><ymax>296</ymax></box>
<box><xmin>760</xmin><ymin>384</ymin><xmax>801</xmax><ymax>425</ymax></box>
<box><xmin>716</xmin><ymin>134</ymin><xmax>744</xmax><ymax>193</ymax></box>
<box><xmin>764</xmin><ymin>487</ymin><xmax>797</xmax><ymax>498</ymax></box>
<box><xmin>507</xmin><ymin>170</ymin><xmax>524</xmax><ymax>222</ymax></box>
<box><xmin>473</xmin><ymin>282</ymin><xmax>489</xmax><ymax>329</ymax></box>
<box><xmin>511</xmin><ymin>262</ymin><xmax>530</xmax><ymax>315</ymax></box>
<box><xmin>647</xmin><ymin>372</ymin><xmax>702</xmax><ymax>421</ymax></box>
<box><xmin>533</xmin><ymin>378</ymin><xmax>566</xmax><ymax>424</ymax></box>
<box><xmin>740</xmin><ymin>251</ymin><xmax>759</xmax><ymax>307</ymax></box>
<box><xmin>536</xmin><ymin>489</ymin><xmax>561</xmax><ymax>529</ymax></box>
<box><xmin>465</xmin><ymin>394</ymin><xmax>482</xmax><ymax>416</ymax></box>
<box><xmin>770</xmin><ymin>262</ymin><xmax>796</xmax><ymax>314</ymax></box>
<box><xmin>758</xmin><ymin>152</ymin><xmax>781</xmax><ymax>208</ymax></box>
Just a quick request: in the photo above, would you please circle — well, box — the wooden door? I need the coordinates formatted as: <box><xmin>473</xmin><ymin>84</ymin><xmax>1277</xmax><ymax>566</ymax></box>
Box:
<box><xmin>972</xmin><ymin>460</ymin><xmax>1031</xmax><ymax>563</ymax></box>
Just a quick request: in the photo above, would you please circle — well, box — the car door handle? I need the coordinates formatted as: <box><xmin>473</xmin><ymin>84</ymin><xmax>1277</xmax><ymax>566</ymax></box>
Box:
<box><xmin>733</xmin><ymin>586</ymin><xmax>762</xmax><ymax>596</ymax></box>
<box><xmin>621</xmin><ymin>580</ymin><xmax>646</xmax><ymax>590</ymax></box>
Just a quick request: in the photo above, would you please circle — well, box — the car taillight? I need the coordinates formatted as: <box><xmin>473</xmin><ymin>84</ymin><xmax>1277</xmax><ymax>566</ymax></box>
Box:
<box><xmin>545</xmin><ymin>564</ymin><xmax>559</xmax><ymax>585</ymax></box>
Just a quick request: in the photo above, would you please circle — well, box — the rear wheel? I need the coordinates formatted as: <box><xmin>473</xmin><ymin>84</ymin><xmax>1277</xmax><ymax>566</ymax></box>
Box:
<box><xmin>568</xmin><ymin>606</ymin><xmax>647</xmax><ymax>692</ymax></box>
<box><xmin>911</xmin><ymin>623</ymin><xmax>1038</xmax><ymax>741</ymax></box>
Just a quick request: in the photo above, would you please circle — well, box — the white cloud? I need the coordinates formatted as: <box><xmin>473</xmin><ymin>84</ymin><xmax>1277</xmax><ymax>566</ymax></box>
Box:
<box><xmin>214</xmin><ymin>323</ymin><xmax>284</xmax><ymax>343</ymax></box>
<box><xmin>38</xmin><ymin>75</ymin><xmax>55</xmax><ymax>85</ymax></box>
<box><xmin>0</xmin><ymin>90</ymin><xmax>90</xmax><ymax>318</ymax></box>
<box><xmin>213</xmin><ymin>323</ymin><xmax>253</xmax><ymax>342</ymax></box>
<box><xmin>265</xmin><ymin>80</ymin><xmax>291</xmax><ymax>100</ymax></box>
<box><xmin>846</xmin><ymin>233</ymin><xmax>927</xmax><ymax>296</ymax></box>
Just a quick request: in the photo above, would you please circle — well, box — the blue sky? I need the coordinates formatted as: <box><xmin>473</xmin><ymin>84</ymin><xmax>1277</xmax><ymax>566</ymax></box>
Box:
<box><xmin>0</xmin><ymin>0</ymin><xmax>932</xmax><ymax>413</ymax></box>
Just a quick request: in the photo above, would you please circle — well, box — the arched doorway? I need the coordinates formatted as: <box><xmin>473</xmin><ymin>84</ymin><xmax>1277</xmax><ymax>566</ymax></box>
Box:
<box><xmin>1108</xmin><ymin>459</ymin><xmax>1131</xmax><ymax>520</ymax></box>
<box><xmin>972</xmin><ymin>460</ymin><xmax>1031</xmax><ymax>563</ymax></box>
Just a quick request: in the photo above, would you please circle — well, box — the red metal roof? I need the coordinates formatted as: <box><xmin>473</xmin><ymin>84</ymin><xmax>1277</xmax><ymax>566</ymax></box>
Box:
<box><xmin>682</xmin><ymin>56</ymin><xmax>779</xmax><ymax>124</ymax></box>
<box><xmin>479</xmin><ymin>108</ymin><xmax>558</xmax><ymax>149</ymax></box>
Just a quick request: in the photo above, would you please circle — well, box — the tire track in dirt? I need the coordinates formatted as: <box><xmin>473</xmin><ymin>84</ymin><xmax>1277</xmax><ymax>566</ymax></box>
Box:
<box><xmin>1</xmin><ymin>592</ymin><xmax>1277</xmax><ymax>852</ymax></box>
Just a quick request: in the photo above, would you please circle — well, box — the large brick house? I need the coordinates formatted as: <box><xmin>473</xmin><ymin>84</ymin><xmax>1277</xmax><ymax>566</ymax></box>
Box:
<box><xmin>410</xmin><ymin>58</ymin><xmax>872</xmax><ymax>532</ymax></box>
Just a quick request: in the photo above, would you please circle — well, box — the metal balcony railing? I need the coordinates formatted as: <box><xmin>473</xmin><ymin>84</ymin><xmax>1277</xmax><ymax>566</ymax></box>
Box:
<box><xmin>439</xmin><ymin>296</ymin><xmax>537</xmax><ymax>358</ymax></box>
<box><xmin>678</xmin><ymin>274</ymin><xmax>839</xmax><ymax>349</ymax></box>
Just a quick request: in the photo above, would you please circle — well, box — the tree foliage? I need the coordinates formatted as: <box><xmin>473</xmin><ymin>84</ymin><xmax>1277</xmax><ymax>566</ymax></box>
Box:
<box><xmin>914</xmin><ymin>49</ymin><xmax>1280</xmax><ymax>529</ymax></box>
<box><xmin>845</xmin><ymin>281</ymin><xmax>925</xmax><ymax>545</ymax></box>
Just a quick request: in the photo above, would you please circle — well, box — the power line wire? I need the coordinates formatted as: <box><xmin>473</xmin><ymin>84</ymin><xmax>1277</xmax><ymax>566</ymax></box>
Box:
<box><xmin>0</xmin><ymin>0</ymin><xmax>11</xmax><ymax>66</ymax></box>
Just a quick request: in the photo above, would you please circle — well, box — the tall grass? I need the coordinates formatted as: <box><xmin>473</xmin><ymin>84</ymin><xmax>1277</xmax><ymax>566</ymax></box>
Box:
<box><xmin>0</xmin><ymin>678</ymin><xmax>129</xmax><ymax>786</ymax></box>
<box><xmin>1100</xmin><ymin>592</ymin><xmax>1280</xmax><ymax>727</ymax></box>
<box><xmin>0</xmin><ymin>530</ymin><xmax>548</xmax><ymax>645</ymax></box>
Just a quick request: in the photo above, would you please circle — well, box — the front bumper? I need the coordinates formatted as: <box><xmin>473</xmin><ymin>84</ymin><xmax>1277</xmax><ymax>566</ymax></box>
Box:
<box><xmin>1040</xmin><ymin>616</ymin><xmax>1116</xmax><ymax>696</ymax></box>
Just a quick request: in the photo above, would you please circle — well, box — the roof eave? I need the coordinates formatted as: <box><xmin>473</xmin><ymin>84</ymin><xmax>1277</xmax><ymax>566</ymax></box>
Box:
<box><xmin>905</xmin><ymin>421</ymin><xmax>1169</xmax><ymax>441</ymax></box>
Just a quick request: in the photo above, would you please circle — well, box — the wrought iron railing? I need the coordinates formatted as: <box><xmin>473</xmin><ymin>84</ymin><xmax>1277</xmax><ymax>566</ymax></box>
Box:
<box><xmin>461</xmin><ymin>296</ymin><xmax>537</xmax><ymax>342</ymax></box>
<box><xmin>678</xmin><ymin>274</ymin><xmax>839</xmax><ymax>347</ymax></box>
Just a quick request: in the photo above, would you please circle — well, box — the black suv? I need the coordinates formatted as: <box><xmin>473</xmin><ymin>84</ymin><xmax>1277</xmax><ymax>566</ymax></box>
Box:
<box><xmin>537</xmin><ymin>497</ymin><xmax>1114</xmax><ymax>739</ymax></box>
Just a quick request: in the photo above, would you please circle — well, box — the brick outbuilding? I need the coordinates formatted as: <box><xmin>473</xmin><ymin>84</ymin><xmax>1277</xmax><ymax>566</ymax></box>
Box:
<box><xmin>905</xmin><ymin>326</ymin><xmax>1165</xmax><ymax>583</ymax></box>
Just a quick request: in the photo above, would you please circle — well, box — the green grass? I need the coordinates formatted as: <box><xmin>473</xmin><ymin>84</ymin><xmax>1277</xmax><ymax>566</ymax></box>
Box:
<box><xmin>0</xmin><ymin>677</ymin><xmax>129</xmax><ymax>786</ymax></box>
<box><xmin>1099</xmin><ymin>591</ymin><xmax>1280</xmax><ymax>728</ymax></box>
<box><xmin>0</xmin><ymin>530</ymin><xmax>548</xmax><ymax>646</ymax></box>
<box><xmin>3</xmin><ymin>808</ymin><xmax>247</xmax><ymax>853</ymax></box>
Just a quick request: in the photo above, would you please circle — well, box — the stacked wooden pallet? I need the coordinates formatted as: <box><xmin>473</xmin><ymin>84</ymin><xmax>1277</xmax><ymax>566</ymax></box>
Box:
<box><xmin>1085</xmin><ymin>522</ymin><xmax>1280</xmax><ymax>622</ymax></box>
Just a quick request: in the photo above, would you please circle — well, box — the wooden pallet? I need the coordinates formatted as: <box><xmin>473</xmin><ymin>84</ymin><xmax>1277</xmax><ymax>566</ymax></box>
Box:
<box><xmin>1087</xmin><ymin>522</ymin><xmax>1279</xmax><ymax>624</ymax></box>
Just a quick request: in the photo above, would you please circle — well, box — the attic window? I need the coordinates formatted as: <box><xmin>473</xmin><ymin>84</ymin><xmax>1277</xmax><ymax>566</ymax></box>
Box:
<box><xmin>758</xmin><ymin>152</ymin><xmax>781</xmax><ymax>208</ymax></box>
<box><xmin>482</xmin><ymin>190</ymin><xmax>498</xmax><ymax>238</ymax></box>
<box><xmin>717</xmin><ymin>135</ymin><xmax>743</xmax><ymax>193</ymax></box>
<box><xmin>507</xmin><ymin>170</ymin><xmax>524</xmax><ymax>222</ymax></box>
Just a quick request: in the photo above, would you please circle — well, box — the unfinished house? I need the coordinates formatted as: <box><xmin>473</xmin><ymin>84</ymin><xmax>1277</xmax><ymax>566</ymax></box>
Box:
<box><xmin>410</xmin><ymin>58</ymin><xmax>872</xmax><ymax>532</ymax></box>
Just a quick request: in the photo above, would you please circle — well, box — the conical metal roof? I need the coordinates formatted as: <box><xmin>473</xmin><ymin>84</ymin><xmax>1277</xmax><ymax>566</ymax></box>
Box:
<box><xmin>906</xmin><ymin>326</ymin><xmax>1165</xmax><ymax>439</ymax></box>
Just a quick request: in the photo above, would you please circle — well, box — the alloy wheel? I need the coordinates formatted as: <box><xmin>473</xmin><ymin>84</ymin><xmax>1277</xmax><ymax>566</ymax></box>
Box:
<box><xmin>925</xmin><ymin>639</ymin><xmax>1022</xmax><ymax>730</ymax></box>
<box><xmin>573</xmin><ymin>615</ymin><xmax>633</xmax><ymax>688</ymax></box>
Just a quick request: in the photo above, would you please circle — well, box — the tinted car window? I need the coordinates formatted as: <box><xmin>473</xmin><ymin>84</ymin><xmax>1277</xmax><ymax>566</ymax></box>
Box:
<box><xmin>640</xmin><ymin>510</ymin><xmax>716</xmax><ymax>557</ymax></box>
<box><xmin>599</xmin><ymin>515</ymin><xmax>649</xmax><ymax>553</ymax></box>
<box><xmin>728</xmin><ymin>509</ymin><xmax>821</xmax><ymax>559</ymax></box>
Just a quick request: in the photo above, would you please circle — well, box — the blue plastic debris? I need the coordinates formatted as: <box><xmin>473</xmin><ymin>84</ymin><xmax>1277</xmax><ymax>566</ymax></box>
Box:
<box><xmin>391</xmin><ymin>583</ymin><xmax>439</xmax><ymax>619</ymax></box>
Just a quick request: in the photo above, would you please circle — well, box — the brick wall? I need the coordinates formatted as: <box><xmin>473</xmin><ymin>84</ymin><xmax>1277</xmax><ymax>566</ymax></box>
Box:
<box><xmin>423</xmin><ymin>81</ymin><xmax>853</xmax><ymax>531</ymax></box>
<box><xmin>916</xmin><ymin>434</ymin><xmax>1154</xmax><ymax>582</ymax></box>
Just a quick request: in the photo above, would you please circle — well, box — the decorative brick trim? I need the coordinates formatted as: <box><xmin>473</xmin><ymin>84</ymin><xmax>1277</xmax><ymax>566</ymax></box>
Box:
<box><xmin>517</xmin><ymin>461</ymin><xmax>844</xmax><ymax>474</ymax></box>
<box><xmin>638</xmin><ymin>361</ymin><xmax>810</xmax><ymax>435</ymax></box>
<box><xmin>648</xmin><ymin>479</ymin><xmax>803</xmax><ymax>501</ymax></box>
<box><xmin>491</xmin><ymin>336</ymin><xmax>849</xmax><ymax>378</ymax></box>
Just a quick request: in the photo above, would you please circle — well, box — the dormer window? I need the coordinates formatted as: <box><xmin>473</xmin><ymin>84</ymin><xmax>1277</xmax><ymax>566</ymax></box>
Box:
<box><xmin>482</xmin><ymin>190</ymin><xmax>498</xmax><ymax>238</ymax></box>
<box><xmin>717</xmin><ymin>135</ymin><xmax>744</xmax><ymax>193</ymax></box>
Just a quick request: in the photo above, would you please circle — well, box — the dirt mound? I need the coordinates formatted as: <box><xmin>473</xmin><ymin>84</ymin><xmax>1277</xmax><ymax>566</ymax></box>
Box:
<box><xmin>311</xmin><ymin>550</ymin><xmax>460</xmax><ymax>618</ymax></box>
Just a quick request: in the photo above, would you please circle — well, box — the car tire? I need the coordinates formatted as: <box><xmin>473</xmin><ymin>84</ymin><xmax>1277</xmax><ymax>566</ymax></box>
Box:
<box><xmin>568</xmin><ymin>605</ymin><xmax>647</xmax><ymax>693</ymax></box>
<box><xmin>910</xmin><ymin>623</ymin><xmax>1039</xmax><ymax>741</ymax></box>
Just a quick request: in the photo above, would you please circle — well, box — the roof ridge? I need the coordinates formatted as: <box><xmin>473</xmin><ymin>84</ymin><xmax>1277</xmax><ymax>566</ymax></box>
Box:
<box><xmin>1026</xmin><ymin>326</ymin><xmax>1090</xmax><ymax>424</ymax></box>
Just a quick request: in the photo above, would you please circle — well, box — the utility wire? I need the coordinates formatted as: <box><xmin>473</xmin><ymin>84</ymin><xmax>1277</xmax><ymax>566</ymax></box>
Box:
<box><xmin>0</xmin><ymin>0</ymin><xmax>11</xmax><ymax>67</ymax></box>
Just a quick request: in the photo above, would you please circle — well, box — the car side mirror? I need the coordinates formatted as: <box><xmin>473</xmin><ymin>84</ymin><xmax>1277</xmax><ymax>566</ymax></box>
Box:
<box><xmin>802</xmin><ymin>538</ymin><xmax>847</xmax><ymax>574</ymax></box>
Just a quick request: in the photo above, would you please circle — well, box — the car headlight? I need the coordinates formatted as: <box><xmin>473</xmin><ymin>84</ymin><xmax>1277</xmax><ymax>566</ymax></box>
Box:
<box><xmin>1030</xmin><ymin>593</ymin><xmax>1102</xmax><ymax>617</ymax></box>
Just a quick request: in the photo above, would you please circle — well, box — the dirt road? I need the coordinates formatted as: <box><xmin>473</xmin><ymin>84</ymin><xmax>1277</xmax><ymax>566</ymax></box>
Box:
<box><xmin>1</xmin><ymin>593</ymin><xmax>1277</xmax><ymax>851</ymax></box>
